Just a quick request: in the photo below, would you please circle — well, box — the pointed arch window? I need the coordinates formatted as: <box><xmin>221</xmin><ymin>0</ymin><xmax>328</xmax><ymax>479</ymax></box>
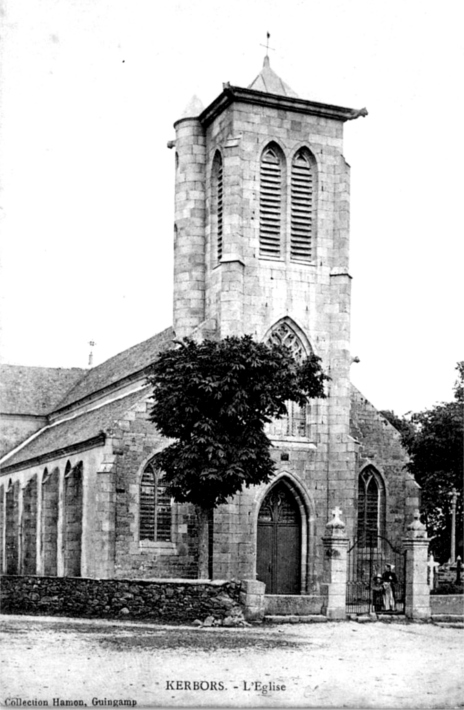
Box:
<box><xmin>266</xmin><ymin>319</ymin><xmax>307</xmax><ymax>361</ymax></box>
<box><xmin>357</xmin><ymin>467</ymin><xmax>385</xmax><ymax>547</ymax></box>
<box><xmin>291</xmin><ymin>149</ymin><xmax>314</xmax><ymax>262</ymax></box>
<box><xmin>212</xmin><ymin>151</ymin><xmax>224</xmax><ymax>262</ymax></box>
<box><xmin>259</xmin><ymin>145</ymin><xmax>283</xmax><ymax>259</ymax></box>
<box><xmin>265</xmin><ymin>320</ymin><xmax>313</xmax><ymax>439</ymax></box>
<box><xmin>139</xmin><ymin>461</ymin><xmax>172</xmax><ymax>542</ymax></box>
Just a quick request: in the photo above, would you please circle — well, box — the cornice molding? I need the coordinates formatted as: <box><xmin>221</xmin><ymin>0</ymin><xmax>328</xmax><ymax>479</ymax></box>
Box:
<box><xmin>0</xmin><ymin>433</ymin><xmax>106</xmax><ymax>475</ymax></box>
<box><xmin>200</xmin><ymin>84</ymin><xmax>362</xmax><ymax>127</ymax></box>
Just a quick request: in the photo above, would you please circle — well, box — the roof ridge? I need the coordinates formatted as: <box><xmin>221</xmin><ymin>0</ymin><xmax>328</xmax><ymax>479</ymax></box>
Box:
<box><xmin>51</xmin><ymin>326</ymin><xmax>174</xmax><ymax>412</ymax></box>
<box><xmin>0</xmin><ymin>387</ymin><xmax>151</xmax><ymax>472</ymax></box>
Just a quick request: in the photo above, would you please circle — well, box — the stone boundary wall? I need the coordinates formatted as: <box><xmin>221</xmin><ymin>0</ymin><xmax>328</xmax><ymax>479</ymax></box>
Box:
<box><xmin>430</xmin><ymin>594</ymin><xmax>464</xmax><ymax>616</ymax></box>
<box><xmin>0</xmin><ymin>576</ymin><xmax>243</xmax><ymax>624</ymax></box>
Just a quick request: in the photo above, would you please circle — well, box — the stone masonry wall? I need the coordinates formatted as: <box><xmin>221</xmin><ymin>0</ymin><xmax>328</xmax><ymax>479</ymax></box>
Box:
<box><xmin>5</xmin><ymin>480</ymin><xmax>19</xmax><ymax>574</ymax></box>
<box><xmin>0</xmin><ymin>484</ymin><xmax>3</xmax><ymax>574</ymax></box>
<box><xmin>111</xmin><ymin>396</ymin><xmax>199</xmax><ymax>579</ymax></box>
<box><xmin>350</xmin><ymin>385</ymin><xmax>420</xmax><ymax>547</ymax></box>
<box><xmin>430</xmin><ymin>594</ymin><xmax>464</xmax><ymax>616</ymax></box>
<box><xmin>0</xmin><ymin>576</ymin><xmax>242</xmax><ymax>624</ymax></box>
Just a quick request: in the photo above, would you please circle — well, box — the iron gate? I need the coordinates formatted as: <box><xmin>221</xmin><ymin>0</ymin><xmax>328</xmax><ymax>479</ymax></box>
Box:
<box><xmin>346</xmin><ymin>533</ymin><xmax>406</xmax><ymax>615</ymax></box>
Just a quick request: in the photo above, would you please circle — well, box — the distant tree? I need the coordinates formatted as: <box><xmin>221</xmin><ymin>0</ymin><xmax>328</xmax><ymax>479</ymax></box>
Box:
<box><xmin>380</xmin><ymin>409</ymin><xmax>415</xmax><ymax>442</ymax></box>
<box><xmin>388</xmin><ymin>363</ymin><xmax>464</xmax><ymax>562</ymax></box>
<box><xmin>147</xmin><ymin>335</ymin><xmax>328</xmax><ymax>577</ymax></box>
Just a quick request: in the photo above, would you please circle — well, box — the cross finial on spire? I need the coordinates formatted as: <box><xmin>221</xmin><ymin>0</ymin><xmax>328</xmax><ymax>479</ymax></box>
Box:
<box><xmin>88</xmin><ymin>340</ymin><xmax>96</xmax><ymax>368</ymax></box>
<box><xmin>260</xmin><ymin>32</ymin><xmax>275</xmax><ymax>58</ymax></box>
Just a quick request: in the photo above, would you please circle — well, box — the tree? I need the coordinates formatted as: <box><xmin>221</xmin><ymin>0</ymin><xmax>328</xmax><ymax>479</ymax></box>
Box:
<box><xmin>147</xmin><ymin>335</ymin><xmax>328</xmax><ymax>576</ymax></box>
<box><xmin>383</xmin><ymin>363</ymin><xmax>463</xmax><ymax>562</ymax></box>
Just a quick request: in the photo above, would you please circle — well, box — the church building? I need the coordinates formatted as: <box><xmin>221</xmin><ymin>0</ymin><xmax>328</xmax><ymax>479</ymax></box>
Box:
<box><xmin>0</xmin><ymin>57</ymin><xmax>420</xmax><ymax>600</ymax></box>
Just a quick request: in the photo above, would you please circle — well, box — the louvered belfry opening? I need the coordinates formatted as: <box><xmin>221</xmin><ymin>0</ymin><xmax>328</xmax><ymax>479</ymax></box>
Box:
<box><xmin>213</xmin><ymin>151</ymin><xmax>224</xmax><ymax>262</ymax></box>
<box><xmin>259</xmin><ymin>146</ymin><xmax>282</xmax><ymax>258</ymax></box>
<box><xmin>139</xmin><ymin>461</ymin><xmax>172</xmax><ymax>542</ymax></box>
<box><xmin>291</xmin><ymin>149</ymin><xmax>313</xmax><ymax>261</ymax></box>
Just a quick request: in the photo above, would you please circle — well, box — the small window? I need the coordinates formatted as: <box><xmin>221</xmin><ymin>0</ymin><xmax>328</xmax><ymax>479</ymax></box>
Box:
<box><xmin>139</xmin><ymin>462</ymin><xmax>172</xmax><ymax>542</ymax></box>
<box><xmin>259</xmin><ymin>145</ymin><xmax>283</xmax><ymax>259</ymax></box>
<box><xmin>290</xmin><ymin>149</ymin><xmax>314</xmax><ymax>262</ymax></box>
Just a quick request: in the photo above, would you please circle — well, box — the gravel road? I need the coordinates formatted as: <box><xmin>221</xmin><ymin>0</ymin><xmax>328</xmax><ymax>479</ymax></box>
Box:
<box><xmin>0</xmin><ymin>615</ymin><xmax>462</xmax><ymax>708</ymax></box>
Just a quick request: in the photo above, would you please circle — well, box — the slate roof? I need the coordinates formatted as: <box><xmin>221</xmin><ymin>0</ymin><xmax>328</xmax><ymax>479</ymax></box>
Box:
<box><xmin>55</xmin><ymin>327</ymin><xmax>175</xmax><ymax>411</ymax></box>
<box><xmin>0</xmin><ymin>388</ymin><xmax>149</xmax><ymax>471</ymax></box>
<box><xmin>248</xmin><ymin>56</ymin><xmax>299</xmax><ymax>98</ymax></box>
<box><xmin>0</xmin><ymin>365</ymin><xmax>85</xmax><ymax>416</ymax></box>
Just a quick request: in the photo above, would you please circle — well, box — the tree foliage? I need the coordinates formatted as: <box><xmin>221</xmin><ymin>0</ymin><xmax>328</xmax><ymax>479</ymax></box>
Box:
<box><xmin>383</xmin><ymin>363</ymin><xmax>463</xmax><ymax>561</ymax></box>
<box><xmin>147</xmin><ymin>335</ymin><xmax>328</xmax><ymax>509</ymax></box>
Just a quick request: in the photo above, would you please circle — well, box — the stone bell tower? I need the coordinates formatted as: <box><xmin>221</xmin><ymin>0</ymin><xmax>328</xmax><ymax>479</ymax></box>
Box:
<box><xmin>171</xmin><ymin>53</ymin><xmax>367</xmax><ymax>440</ymax></box>
<box><xmin>170</xmin><ymin>56</ymin><xmax>368</xmax><ymax>584</ymax></box>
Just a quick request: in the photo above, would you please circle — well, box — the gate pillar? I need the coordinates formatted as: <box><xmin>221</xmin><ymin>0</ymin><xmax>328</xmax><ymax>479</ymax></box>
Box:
<box><xmin>240</xmin><ymin>579</ymin><xmax>266</xmax><ymax>622</ymax></box>
<box><xmin>322</xmin><ymin>507</ymin><xmax>349</xmax><ymax>620</ymax></box>
<box><xmin>402</xmin><ymin>510</ymin><xmax>431</xmax><ymax>620</ymax></box>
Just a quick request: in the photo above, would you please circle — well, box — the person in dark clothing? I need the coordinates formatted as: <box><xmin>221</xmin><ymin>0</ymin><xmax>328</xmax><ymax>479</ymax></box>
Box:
<box><xmin>382</xmin><ymin>563</ymin><xmax>398</xmax><ymax>611</ymax></box>
<box><xmin>372</xmin><ymin>574</ymin><xmax>384</xmax><ymax>612</ymax></box>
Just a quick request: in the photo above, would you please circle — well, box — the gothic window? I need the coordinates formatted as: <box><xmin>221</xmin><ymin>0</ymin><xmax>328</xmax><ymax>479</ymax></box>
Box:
<box><xmin>259</xmin><ymin>144</ymin><xmax>283</xmax><ymax>259</ymax></box>
<box><xmin>139</xmin><ymin>461</ymin><xmax>172</xmax><ymax>542</ymax></box>
<box><xmin>357</xmin><ymin>467</ymin><xmax>385</xmax><ymax>547</ymax></box>
<box><xmin>265</xmin><ymin>320</ymin><xmax>312</xmax><ymax>439</ymax></box>
<box><xmin>266</xmin><ymin>320</ymin><xmax>307</xmax><ymax>362</ymax></box>
<box><xmin>291</xmin><ymin>149</ymin><xmax>314</xmax><ymax>262</ymax></box>
<box><xmin>212</xmin><ymin>151</ymin><xmax>224</xmax><ymax>262</ymax></box>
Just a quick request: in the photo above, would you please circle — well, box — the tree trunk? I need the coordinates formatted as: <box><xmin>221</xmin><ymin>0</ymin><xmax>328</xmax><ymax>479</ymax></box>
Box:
<box><xmin>197</xmin><ymin>507</ymin><xmax>210</xmax><ymax>579</ymax></box>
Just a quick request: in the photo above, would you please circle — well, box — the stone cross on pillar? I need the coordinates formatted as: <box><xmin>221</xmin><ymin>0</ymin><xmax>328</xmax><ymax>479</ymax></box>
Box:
<box><xmin>427</xmin><ymin>553</ymin><xmax>440</xmax><ymax>589</ymax></box>
<box><xmin>332</xmin><ymin>506</ymin><xmax>343</xmax><ymax>521</ymax></box>
<box><xmin>325</xmin><ymin>507</ymin><xmax>346</xmax><ymax>535</ymax></box>
<box><xmin>322</xmin><ymin>506</ymin><xmax>349</xmax><ymax>619</ymax></box>
<box><xmin>403</xmin><ymin>510</ymin><xmax>431</xmax><ymax>620</ymax></box>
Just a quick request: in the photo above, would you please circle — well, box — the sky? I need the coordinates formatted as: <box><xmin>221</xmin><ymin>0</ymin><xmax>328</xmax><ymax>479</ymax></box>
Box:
<box><xmin>0</xmin><ymin>0</ymin><xmax>463</xmax><ymax>416</ymax></box>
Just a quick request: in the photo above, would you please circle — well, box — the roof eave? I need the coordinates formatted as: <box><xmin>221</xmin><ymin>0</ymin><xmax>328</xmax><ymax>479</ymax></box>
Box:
<box><xmin>199</xmin><ymin>84</ymin><xmax>362</xmax><ymax>127</ymax></box>
<box><xmin>0</xmin><ymin>433</ymin><xmax>106</xmax><ymax>475</ymax></box>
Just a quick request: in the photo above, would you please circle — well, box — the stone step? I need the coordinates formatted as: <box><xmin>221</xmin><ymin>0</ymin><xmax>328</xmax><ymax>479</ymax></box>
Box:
<box><xmin>264</xmin><ymin>614</ymin><xmax>328</xmax><ymax>624</ymax></box>
<box><xmin>264</xmin><ymin>594</ymin><xmax>324</xmax><ymax>616</ymax></box>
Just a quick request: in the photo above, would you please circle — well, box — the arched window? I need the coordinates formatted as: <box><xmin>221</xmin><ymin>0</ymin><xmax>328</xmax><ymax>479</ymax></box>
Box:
<box><xmin>212</xmin><ymin>151</ymin><xmax>224</xmax><ymax>262</ymax></box>
<box><xmin>357</xmin><ymin>466</ymin><xmax>385</xmax><ymax>547</ymax></box>
<box><xmin>259</xmin><ymin>144</ymin><xmax>283</xmax><ymax>259</ymax></box>
<box><xmin>139</xmin><ymin>461</ymin><xmax>172</xmax><ymax>542</ymax></box>
<box><xmin>265</xmin><ymin>319</ymin><xmax>313</xmax><ymax>439</ymax></box>
<box><xmin>291</xmin><ymin>149</ymin><xmax>315</xmax><ymax>262</ymax></box>
<box><xmin>266</xmin><ymin>319</ymin><xmax>307</xmax><ymax>361</ymax></box>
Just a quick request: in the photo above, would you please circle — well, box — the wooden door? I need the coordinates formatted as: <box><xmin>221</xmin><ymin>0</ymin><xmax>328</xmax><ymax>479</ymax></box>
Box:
<box><xmin>257</xmin><ymin>482</ymin><xmax>301</xmax><ymax>594</ymax></box>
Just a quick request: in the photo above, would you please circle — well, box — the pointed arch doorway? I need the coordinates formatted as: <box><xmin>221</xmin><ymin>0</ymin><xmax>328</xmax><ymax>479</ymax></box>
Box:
<box><xmin>257</xmin><ymin>481</ymin><xmax>302</xmax><ymax>594</ymax></box>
